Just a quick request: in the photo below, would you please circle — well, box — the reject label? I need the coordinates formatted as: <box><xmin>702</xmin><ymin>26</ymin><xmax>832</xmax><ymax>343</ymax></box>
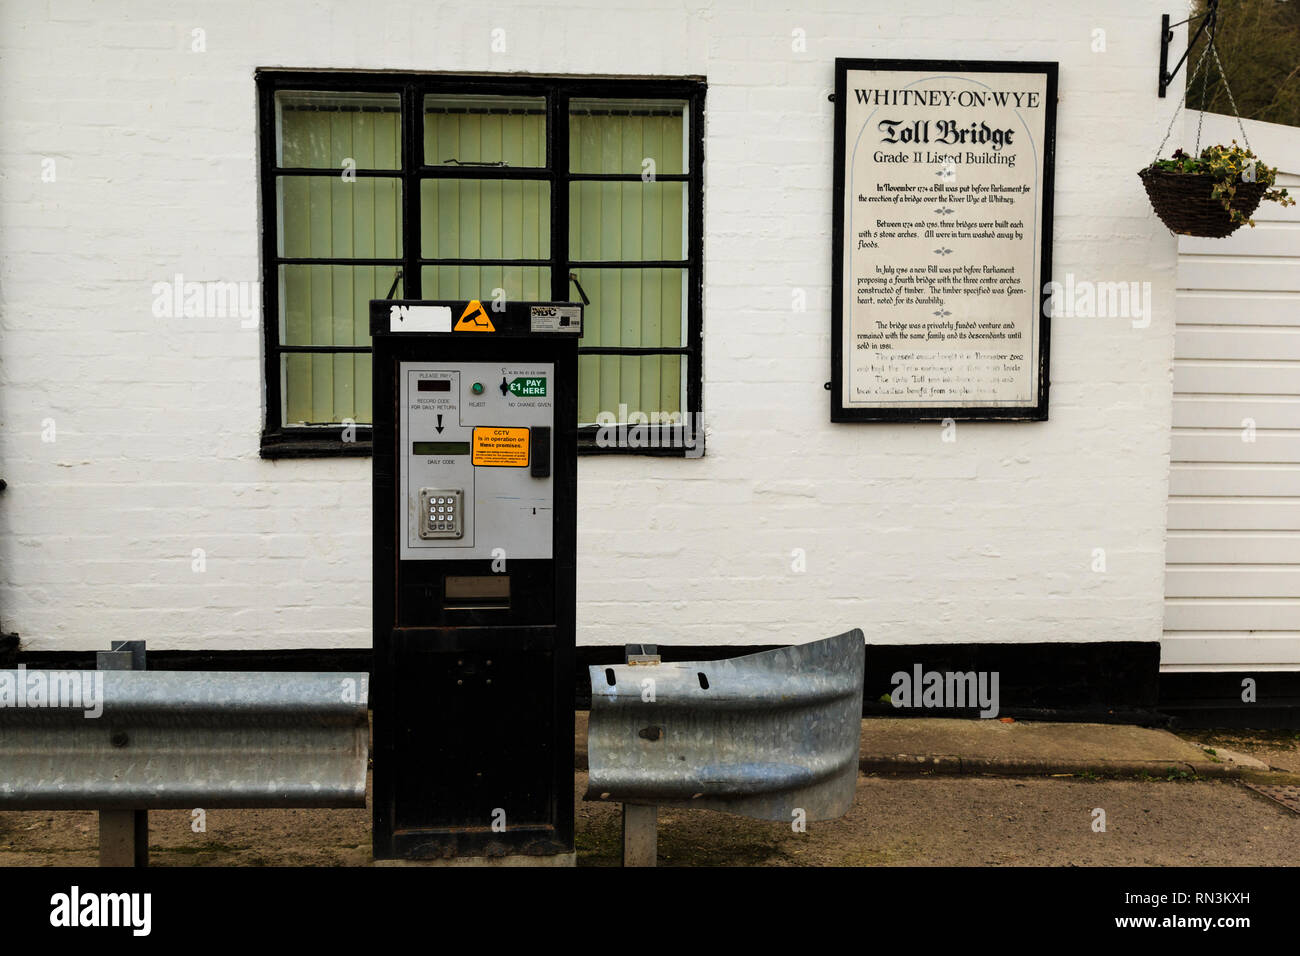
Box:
<box><xmin>472</xmin><ymin>426</ymin><xmax>530</xmax><ymax>467</ymax></box>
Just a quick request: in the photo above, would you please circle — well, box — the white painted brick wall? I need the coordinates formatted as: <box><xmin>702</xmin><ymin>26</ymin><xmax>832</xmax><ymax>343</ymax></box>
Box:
<box><xmin>0</xmin><ymin>0</ymin><xmax>1180</xmax><ymax>651</ymax></box>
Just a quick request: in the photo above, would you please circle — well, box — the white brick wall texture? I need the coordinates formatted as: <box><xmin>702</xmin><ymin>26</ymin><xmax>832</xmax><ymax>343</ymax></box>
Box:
<box><xmin>0</xmin><ymin>1</ymin><xmax>1181</xmax><ymax>651</ymax></box>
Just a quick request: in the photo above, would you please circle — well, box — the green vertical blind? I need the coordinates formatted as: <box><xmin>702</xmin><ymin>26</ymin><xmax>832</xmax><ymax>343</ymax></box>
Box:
<box><xmin>420</xmin><ymin>179</ymin><xmax>550</xmax><ymax>259</ymax></box>
<box><xmin>423</xmin><ymin>95</ymin><xmax>546</xmax><ymax>167</ymax></box>
<box><xmin>279</xmin><ymin>265</ymin><xmax>397</xmax><ymax>423</ymax></box>
<box><xmin>275</xmin><ymin>91</ymin><xmax>402</xmax><ymax>425</ymax></box>
<box><xmin>277</xmin><ymin>91</ymin><xmax>402</xmax><ymax>169</ymax></box>
<box><xmin>420</xmin><ymin>95</ymin><xmax>551</xmax><ymax>323</ymax></box>
<box><xmin>569</xmin><ymin>99</ymin><xmax>688</xmax><ymax>425</ymax></box>
<box><xmin>569</xmin><ymin>98</ymin><xmax>685</xmax><ymax>175</ymax></box>
<box><xmin>273</xmin><ymin>91</ymin><xmax>690</xmax><ymax>430</ymax></box>
<box><xmin>571</xmin><ymin>269</ymin><xmax>684</xmax><ymax>424</ymax></box>
<box><xmin>421</xmin><ymin>266</ymin><xmax>551</xmax><ymax>303</ymax></box>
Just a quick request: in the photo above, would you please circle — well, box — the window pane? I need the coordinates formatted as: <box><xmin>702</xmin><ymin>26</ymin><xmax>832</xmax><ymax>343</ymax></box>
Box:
<box><xmin>276</xmin><ymin>91</ymin><xmax>401</xmax><ymax>169</ymax></box>
<box><xmin>277</xmin><ymin>177</ymin><xmax>402</xmax><ymax>258</ymax></box>
<box><xmin>571</xmin><ymin>268</ymin><xmax>685</xmax><ymax>349</ymax></box>
<box><xmin>282</xmin><ymin>352</ymin><xmax>373</xmax><ymax>426</ymax></box>
<box><xmin>578</xmin><ymin>354</ymin><xmax>681</xmax><ymax>426</ymax></box>
<box><xmin>569</xmin><ymin>98</ymin><xmax>686</xmax><ymax>175</ymax></box>
<box><xmin>421</xmin><ymin>266</ymin><xmax>551</xmax><ymax>303</ymax></box>
<box><xmin>424</xmin><ymin>95</ymin><xmax>547</xmax><ymax>167</ymax></box>
<box><xmin>569</xmin><ymin>182</ymin><xmax>684</xmax><ymax>261</ymax></box>
<box><xmin>420</xmin><ymin>179</ymin><xmax>551</xmax><ymax>259</ymax></box>
<box><xmin>279</xmin><ymin>264</ymin><xmax>402</xmax><ymax>348</ymax></box>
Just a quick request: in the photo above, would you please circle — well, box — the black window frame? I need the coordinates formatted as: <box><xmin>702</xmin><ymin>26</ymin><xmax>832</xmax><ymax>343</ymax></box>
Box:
<box><xmin>256</xmin><ymin>69</ymin><xmax>706</xmax><ymax>458</ymax></box>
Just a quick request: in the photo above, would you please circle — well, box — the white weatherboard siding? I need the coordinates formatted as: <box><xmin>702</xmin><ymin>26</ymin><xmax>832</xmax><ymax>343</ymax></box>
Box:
<box><xmin>1163</xmin><ymin>114</ymin><xmax>1300</xmax><ymax>672</ymax></box>
<box><xmin>0</xmin><ymin>1</ymin><xmax>1180</xmax><ymax>652</ymax></box>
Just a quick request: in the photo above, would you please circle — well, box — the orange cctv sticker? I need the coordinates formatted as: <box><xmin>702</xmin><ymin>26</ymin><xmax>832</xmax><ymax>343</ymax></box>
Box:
<box><xmin>472</xmin><ymin>427</ymin><xmax>529</xmax><ymax>467</ymax></box>
<box><xmin>454</xmin><ymin>300</ymin><xmax>496</xmax><ymax>332</ymax></box>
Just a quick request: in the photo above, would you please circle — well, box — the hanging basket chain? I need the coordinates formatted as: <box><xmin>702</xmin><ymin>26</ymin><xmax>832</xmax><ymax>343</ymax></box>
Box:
<box><xmin>1194</xmin><ymin>30</ymin><xmax>1213</xmax><ymax>153</ymax></box>
<box><xmin>1208</xmin><ymin>37</ymin><xmax>1251</xmax><ymax>150</ymax></box>
<box><xmin>1155</xmin><ymin>35</ymin><xmax>1215</xmax><ymax>160</ymax></box>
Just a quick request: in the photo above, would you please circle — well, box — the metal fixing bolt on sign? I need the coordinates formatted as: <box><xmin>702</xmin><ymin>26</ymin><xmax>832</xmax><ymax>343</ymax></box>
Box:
<box><xmin>453</xmin><ymin>300</ymin><xmax>495</xmax><ymax>332</ymax></box>
<box><xmin>472</xmin><ymin>426</ymin><xmax>530</xmax><ymax>467</ymax></box>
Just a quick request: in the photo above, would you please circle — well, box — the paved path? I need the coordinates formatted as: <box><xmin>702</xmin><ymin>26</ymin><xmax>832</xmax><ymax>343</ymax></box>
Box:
<box><xmin>1</xmin><ymin>721</ymin><xmax>1295</xmax><ymax>866</ymax></box>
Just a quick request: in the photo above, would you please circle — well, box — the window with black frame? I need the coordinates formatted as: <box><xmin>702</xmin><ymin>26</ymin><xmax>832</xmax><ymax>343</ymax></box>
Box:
<box><xmin>257</xmin><ymin>72</ymin><xmax>704</xmax><ymax>457</ymax></box>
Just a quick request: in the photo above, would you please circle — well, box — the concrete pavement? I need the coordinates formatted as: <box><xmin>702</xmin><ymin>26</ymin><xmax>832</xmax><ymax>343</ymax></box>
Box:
<box><xmin>574</xmin><ymin>712</ymin><xmax>1300</xmax><ymax>783</ymax></box>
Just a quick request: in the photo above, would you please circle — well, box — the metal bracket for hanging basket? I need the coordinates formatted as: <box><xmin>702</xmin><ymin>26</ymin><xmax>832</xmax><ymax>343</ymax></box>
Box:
<box><xmin>1159</xmin><ymin>0</ymin><xmax>1219</xmax><ymax>98</ymax></box>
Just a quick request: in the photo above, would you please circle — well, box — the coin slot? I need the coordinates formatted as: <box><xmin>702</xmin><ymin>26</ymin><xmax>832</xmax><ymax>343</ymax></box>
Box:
<box><xmin>444</xmin><ymin>575</ymin><xmax>510</xmax><ymax>609</ymax></box>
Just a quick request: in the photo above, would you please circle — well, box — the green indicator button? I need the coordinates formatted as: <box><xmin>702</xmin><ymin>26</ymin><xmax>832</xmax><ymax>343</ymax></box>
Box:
<box><xmin>507</xmin><ymin>377</ymin><xmax>547</xmax><ymax>397</ymax></box>
<box><xmin>471</xmin><ymin>382</ymin><xmax>484</xmax><ymax>395</ymax></box>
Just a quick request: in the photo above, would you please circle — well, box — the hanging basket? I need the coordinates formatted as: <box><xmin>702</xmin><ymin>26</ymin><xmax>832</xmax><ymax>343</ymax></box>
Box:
<box><xmin>1138</xmin><ymin>167</ymin><xmax>1267</xmax><ymax>239</ymax></box>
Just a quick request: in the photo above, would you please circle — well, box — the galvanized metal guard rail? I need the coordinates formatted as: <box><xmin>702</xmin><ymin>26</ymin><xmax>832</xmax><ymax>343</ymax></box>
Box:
<box><xmin>0</xmin><ymin>670</ymin><xmax>369</xmax><ymax>809</ymax></box>
<box><xmin>586</xmin><ymin>629</ymin><xmax>865</xmax><ymax>865</ymax></box>
<box><xmin>0</xmin><ymin>648</ymin><xmax>368</xmax><ymax>865</ymax></box>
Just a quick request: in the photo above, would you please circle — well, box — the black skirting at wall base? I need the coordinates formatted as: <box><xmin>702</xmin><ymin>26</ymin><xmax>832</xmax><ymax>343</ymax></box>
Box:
<box><xmin>0</xmin><ymin>640</ymin><xmax>1199</xmax><ymax>725</ymax></box>
<box><xmin>0</xmin><ymin>647</ymin><xmax>373</xmax><ymax>674</ymax></box>
<box><xmin>1158</xmin><ymin>672</ymin><xmax>1300</xmax><ymax>730</ymax></box>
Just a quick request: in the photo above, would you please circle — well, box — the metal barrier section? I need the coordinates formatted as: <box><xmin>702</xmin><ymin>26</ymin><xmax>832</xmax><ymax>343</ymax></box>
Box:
<box><xmin>0</xmin><ymin>671</ymin><xmax>369</xmax><ymax>810</ymax></box>
<box><xmin>586</xmin><ymin>629</ymin><xmax>865</xmax><ymax>822</ymax></box>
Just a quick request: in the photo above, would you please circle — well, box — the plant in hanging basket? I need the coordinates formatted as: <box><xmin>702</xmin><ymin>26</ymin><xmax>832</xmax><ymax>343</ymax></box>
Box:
<box><xmin>1139</xmin><ymin>141</ymin><xmax>1294</xmax><ymax>238</ymax></box>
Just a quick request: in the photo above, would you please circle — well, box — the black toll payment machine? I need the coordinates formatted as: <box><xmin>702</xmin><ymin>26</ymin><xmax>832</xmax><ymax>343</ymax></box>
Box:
<box><xmin>370</xmin><ymin>299</ymin><xmax>580</xmax><ymax>862</ymax></box>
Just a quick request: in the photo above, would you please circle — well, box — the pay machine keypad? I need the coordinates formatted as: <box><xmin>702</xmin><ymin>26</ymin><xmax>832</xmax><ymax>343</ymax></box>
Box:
<box><xmin>418</xmin><ymin>488</ymin><xmax>464</xmax><ymax>539</ymax></box>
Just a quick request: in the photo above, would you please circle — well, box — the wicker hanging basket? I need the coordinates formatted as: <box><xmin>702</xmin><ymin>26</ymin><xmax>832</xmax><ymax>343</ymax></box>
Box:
<box><xmin>1138</xmin><ymin>166</ymin><xmax>1267</xmax><ymax>238</ymax></box>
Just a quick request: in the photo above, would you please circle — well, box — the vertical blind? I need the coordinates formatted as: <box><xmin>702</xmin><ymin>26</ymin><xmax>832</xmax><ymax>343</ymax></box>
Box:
<box><xmin>276</xmin><ymin>98</ymin><xmax>687</xmax><ymax>427</ymax></box>
<box><xmin>278</xmin><ymin>101</ymin><xmax>402</xmax><ymax>425</ymax></box>
<box><xmin>569</xmin><ymin>105</ymin><xmax>686</xmax><ymax>424</ymax></box>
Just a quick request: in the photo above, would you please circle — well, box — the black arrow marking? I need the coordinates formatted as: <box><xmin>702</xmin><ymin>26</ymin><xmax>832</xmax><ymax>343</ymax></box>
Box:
<box><xmin>435</xmin><ymin>414</ymin><xmax>444</xmax><ymax>434</ymax></box>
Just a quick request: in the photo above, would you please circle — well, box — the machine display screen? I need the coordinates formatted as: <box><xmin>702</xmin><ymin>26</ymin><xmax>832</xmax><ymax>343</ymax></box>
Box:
<box><xmin>416</xmin><ymin>380</ymin><xmax>452</xmax><ymax>392</ymax></box>
<box><xmin>412</xmin><ymin>441</ymin><xmax>470</xmax><ymax>456</ymax></box>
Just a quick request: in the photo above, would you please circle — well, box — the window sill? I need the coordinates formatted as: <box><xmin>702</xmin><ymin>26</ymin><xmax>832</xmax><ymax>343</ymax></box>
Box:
<box><xmin>576</xmin><ymin>424</ymin><xmax>704</xmax><ymax>458</ymax></box>
<box><xmin>260</xmin><ymin>428</ymin><xmax>373</xmax><ymax>459</ymax></box>
<box><xmin>577</xmin><ymin>441</ymin><xmax>703</xmax><ymax>458</ymax></box>
<box><xmin>260</xmin><ymin>426</ymin><xmax>705</xmax><ymax>459</ymax></box>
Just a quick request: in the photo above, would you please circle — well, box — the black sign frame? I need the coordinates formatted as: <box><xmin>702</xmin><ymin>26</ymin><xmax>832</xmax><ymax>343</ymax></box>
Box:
<box><xmin>830</xmin><ymin>58</ymin><xmax>1057</xmax><ymax>422</ymax></box>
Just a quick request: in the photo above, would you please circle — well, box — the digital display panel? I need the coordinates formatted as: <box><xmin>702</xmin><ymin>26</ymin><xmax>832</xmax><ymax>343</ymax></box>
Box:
<box><xmin>412</xmin><ymin>441</ymin><xmax>470</xmax><ymax>456</ymax></box>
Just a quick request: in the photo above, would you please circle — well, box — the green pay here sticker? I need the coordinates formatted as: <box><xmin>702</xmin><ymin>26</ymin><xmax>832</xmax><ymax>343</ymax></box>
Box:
<box><xmin>508</xmin><ymin>377</ymin><xmax>547</xmax><ymax>397</ymax></box>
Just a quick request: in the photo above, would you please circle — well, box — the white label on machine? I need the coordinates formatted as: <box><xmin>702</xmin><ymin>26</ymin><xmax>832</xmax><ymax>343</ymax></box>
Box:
<box><xmin>389</xmin><ymin>305</ymin><xmax>452</xmax><ymax>332</ymax></box>
<box><xmin>530</xmin><ymin>305</ymin><xmax>582</xmax><ymax>333</ymax></box>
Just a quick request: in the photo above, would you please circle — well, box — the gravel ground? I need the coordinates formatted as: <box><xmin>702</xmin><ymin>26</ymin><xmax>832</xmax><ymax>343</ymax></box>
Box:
<box><xmin>2</xmin><ymin>767</ymin><xmax>1297</xmax><ymax>867</ymax></box>
<box><xmin>1176</xmin><ymin>729</ymin><xmax>1300</xmax><ymax>775</ymax></box>
<box><xmin>577</xmin><ymin>774</ymin><xmax>1300</xmax><ymax>866</ymax></box>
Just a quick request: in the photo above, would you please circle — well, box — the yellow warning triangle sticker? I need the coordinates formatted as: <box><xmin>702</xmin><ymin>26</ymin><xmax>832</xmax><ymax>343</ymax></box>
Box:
<box><xmin>453</xmin><ymin>300</ymin><xmax>495</xmax><ymax>332</ymax></box>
